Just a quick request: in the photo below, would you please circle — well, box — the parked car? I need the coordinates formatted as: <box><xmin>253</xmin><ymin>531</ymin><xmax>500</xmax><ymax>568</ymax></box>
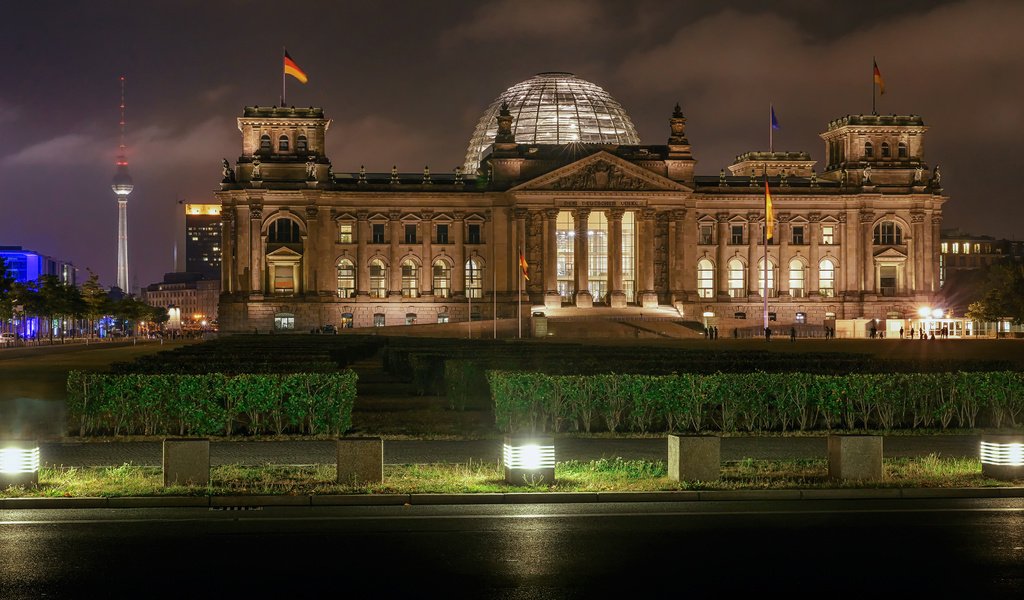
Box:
<box><xmin>0</xmin><ymin>332</ymin><xmax>18</xmax><ymax>346</ymax></box>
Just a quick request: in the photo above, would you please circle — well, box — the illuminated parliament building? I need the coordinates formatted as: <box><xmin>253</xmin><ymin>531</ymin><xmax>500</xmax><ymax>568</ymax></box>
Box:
<box><xmin>216</xmin><ymin>72</ymin><xmax>947</xmax><ymax>332</ymax></box>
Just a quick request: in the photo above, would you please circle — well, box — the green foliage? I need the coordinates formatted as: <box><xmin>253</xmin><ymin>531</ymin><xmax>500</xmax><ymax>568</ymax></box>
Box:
<box><xmin>65</xmin><ymin>370</ymin><xmax>358</xmax><ymax>437</ymax></box>
<box><xmin>487</xmin><ymin>370</ymin><xmax>1024</xmax><ymax>434</ymax></box>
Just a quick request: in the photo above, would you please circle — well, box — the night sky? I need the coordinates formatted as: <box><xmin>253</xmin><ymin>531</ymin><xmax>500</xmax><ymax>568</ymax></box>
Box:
<box><xmin>2</xmin><ymin>0</ymin><xmax>1022</xmax><ymax>290</ymax></box>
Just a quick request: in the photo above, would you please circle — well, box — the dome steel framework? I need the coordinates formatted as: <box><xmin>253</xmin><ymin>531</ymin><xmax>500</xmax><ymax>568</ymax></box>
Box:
<box><xmin>463</xmin><ymin>72</ymin><xmax>640</xmax><ymax>174</ymax></box>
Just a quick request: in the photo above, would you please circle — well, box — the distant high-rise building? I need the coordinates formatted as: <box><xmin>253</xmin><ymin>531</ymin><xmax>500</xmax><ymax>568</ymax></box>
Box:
<box><xmin>184</xmin><ymin>203</ymin><xmax>222</xmax><ymax>280</ymax></box>
<box><xmin>111</xmin><ymin>76</ymin><xmax>133</xmax><ymax>292</ymax></box>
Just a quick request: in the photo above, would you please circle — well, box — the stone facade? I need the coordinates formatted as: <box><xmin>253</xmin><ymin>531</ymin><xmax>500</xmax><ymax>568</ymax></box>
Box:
<box><xmin>217</xmin><ymin>104</ymin><xmax>946</xmax><ymax>333</ymax></box>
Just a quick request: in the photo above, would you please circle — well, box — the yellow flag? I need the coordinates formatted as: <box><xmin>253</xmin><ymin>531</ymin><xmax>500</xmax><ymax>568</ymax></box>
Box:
<box><xmin>764</xmin><ymin>175</ymin><xmax>774</xmax><ymax>240</ymax></box>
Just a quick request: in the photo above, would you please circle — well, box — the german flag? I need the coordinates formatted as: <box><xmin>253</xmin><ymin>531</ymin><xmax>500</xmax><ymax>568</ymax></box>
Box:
<box><xmin>873</xmin><ymin>60</ymin><xmax>885</xmax><ymax>95</ymax></box>
<box><xmin>764</xmin><ymin>175</ymin><xmax>774</xmax><ymax>241</ymax></box>
<box><xmin>284</xmin><ymin>50</ymin><xmax>308</xmax><ymax>84</ymax></box>
<box><xmin>519</xmin><ymin>252</ymin><xmax>529</xmax><ymax>281</ymax></box>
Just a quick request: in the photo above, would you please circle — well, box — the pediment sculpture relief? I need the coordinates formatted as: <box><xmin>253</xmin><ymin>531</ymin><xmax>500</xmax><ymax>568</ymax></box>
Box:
<box><xmin>548</xmin><ymin>161</ymin><xmax>652</xmax><ymax>191</ymax></box>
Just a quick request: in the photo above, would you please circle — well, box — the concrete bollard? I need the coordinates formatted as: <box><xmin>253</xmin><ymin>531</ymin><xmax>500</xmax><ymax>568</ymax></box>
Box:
<box><xmin>162</xmin><ymin>438</ymin><xmax>210</xmax><ymax>487</ymax></box>
<box><xmin>980</xmin><ymin>434</ymin><xmax>1024</xmax><ymax>481</ymax></box>
<box><xmin>667</xmin><ymin>434</ymin><xmax>720</xmax><ymax>482</ymax></box>
<box><xmin>337</xmin><ymin>437</ymin><xmax>383</xmax><ymax>485</ymax></box>
<box><xmin>827</xmin><ymin>434</ymin><xmax>883</xmax><ymax>481</ymax></box>
<box><xmin>0</xmin><ymin>440</ymin><xmax>40</xmax><ymax>488</ymax></box>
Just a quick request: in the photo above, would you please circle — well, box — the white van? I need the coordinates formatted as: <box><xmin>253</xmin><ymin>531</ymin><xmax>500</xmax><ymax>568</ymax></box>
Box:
<box><xmin>0</xmin><ymin>332</ymin><xmax>18</xmax><ymax>346</ymax></box>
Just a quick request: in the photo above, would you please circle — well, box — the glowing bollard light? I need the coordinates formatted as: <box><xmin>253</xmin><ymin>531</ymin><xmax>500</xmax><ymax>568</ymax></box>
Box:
<box><xmin>0</xmin><ymin>441</ymin><xmax>40</xmax><ymax>488</ymax></box>
<box><xmin>503</xmin><ymin>436</ymin><xmax>555</xmax><ymax>485</ymax></box>
<box><xmin>980</xmin><ymin>434</ymin><xmax>1024</xmax><ymax>481</ymax></box>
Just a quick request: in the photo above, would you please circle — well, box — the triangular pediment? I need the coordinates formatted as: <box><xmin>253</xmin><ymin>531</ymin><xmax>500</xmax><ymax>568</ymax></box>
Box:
<box><xmin>509</xmin><ymin>151</ymin><xmax>691</xmax><ymax>193</ymax></box>
<box><xmin>267</xmin><ymin>246</ymin><xmax>302</xmax><ymax>259</ymax></box>
<box><xmin>874</xmin><ymin>247</ymin><xmax>908</xmax><ymax>261</ymax></box>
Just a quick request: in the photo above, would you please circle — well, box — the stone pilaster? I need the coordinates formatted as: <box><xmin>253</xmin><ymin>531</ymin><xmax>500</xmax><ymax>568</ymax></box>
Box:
<box><xmin>716</xmin><ymin>212</ymin><xmax>729</xmax><ymax>298</ymax></box>
<box><xmin>356</xmin><ymin>211</ymin><xmax>369</xmax><ymax>296</ymax></box>
<box><xmin>608</xmin><ymin>209</ymin><xmax>625</xmax><ymax>308</ymax></box>
<box><xmin>421</xmin><ymin>210</ymin><xmax>433</xmax><ymax>295</ymax></box>
<box><xmin>452</xmin><ymin>211</ymin><xmax>465</xmax><ymax>296</ymax></box>
<box><xmin>640</xmin><ymin>208</ymin><xmax>658</xmax><ymax>307</ymax></box>
<box><xmin>808</xmin><ymin>213</ymin><xmax>820</xmax><ymax>296</ymax></box>
<box><xmin>543</xmin><ymin>208</ymin><xmax>560</xmax><ymax>308</ymax></box>
<box><xmin>861</xmin><ymin>211</ymin><xmax>875</xmax><ymax>294</ymax></box>
<box><xmin>574</xmin><ymin>208</ymin><xmax>592</xmax><ymax>307</ymax></box>
<box><xmin>249</xmin><ymin>202</ymin><xmax>263</xmax><ymax>294</ymax></box>
<box><xmin>388</xmin><ymin>211</ymin><xmax>401</xmax><ymax>296</ymax></box>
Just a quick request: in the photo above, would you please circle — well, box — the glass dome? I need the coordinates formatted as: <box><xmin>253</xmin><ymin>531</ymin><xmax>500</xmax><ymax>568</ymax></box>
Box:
<box><xmin>463</xmin><ymin>72</ymin><xmax>640</xmax><ymax>174</ymax></box>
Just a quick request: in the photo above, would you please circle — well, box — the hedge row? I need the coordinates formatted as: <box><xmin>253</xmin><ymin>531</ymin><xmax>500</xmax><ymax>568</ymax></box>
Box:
<box><xmin>487</xmin><ymin>371</ymin><xmax>1024</xmax><ymax>433</ymax></box>
<box><xmin>66</xmin><ymin>370</ymin><xmax>358</xmax><ymax>436</ymax></box>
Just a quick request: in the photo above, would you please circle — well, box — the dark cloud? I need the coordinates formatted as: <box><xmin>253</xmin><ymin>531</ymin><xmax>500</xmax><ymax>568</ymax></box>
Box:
<box><xmin>0</xmin><ymin>0</ymin><xmax>1020</xmax><ymax>290</ymax></box>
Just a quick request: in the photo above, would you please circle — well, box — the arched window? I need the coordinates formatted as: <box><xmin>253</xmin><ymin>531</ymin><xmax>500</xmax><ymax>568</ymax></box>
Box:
<box><xmin>278</xmin><ymin>135</ymin><xmax>290</xmax><ymax>152</ymax></box>
<box><xmin>432</xmin><ymin>260</ymin><xmax>450</xmax><ymax>298</ymax></box>
<box><xmin>864</xmin><ymin>142</ymin><xmax>874</xmax><ymax>158</ymax></box>
<box><xmin>369</xmin><ymin>259</ymin><xmax>387</xmax><ymax>298</ymax></box>
<box><xmin>728</xmin><ymin>258</ymin><xmax>745</xmax><ymax>298</ymax></box>
<box><xmin>267</xmin><ymin>218</ymin><xmax>301</xmax><ymax>244</ymax></box>
<box><xmin>819</xmin><ymin>259</ymin><xmax>836</xmax><ymax>297</ymax></box>
<box><xmin>296</xmin><ymin>135</ymin><xmax>308</xmax><ymax>153</ymax></box>
<box><xmin>897</xmin><ymin>142</ymin><xmax>908</xmax><ymax>158</ymax></box>
<box><xmin>259</xmin><ymin>134</ymin><xmax>272</xmax><ymax>153</ymax></box>
<box><xmin>881</xmin><ymin>142</ymin><xmax>891</xmax><ymax>158</ymax></box>
<box><xmin>336</xmin><ymin>259</ymin><xmax>355</xmax><ymax>298</ymax></box>
<box><xmin>401</xmin><ymin>259</ymin><xmax>419</xmax><ymax>298</ymax></box>
<box><xmin>789</xmin><ymin>258</ymin><xmax>806</xmax><ymax>298</ymax></box>
<box><xmin>466</xmin><ymin>258</ymin><xmax>483</xmax><ymax>299</ymax></box>
<box><xmin>873</xmin><ymin>221</ymin><xmax>903</xmax><ymax>245</ymax></box>
<box><xmin>697</xmin><ymin>258</ymin><xmax>714</xmax><ymax>299</ymax></box>
<box><xmin>757</xmin><ymin>257</ymin><xmax>777</xmax><ymax>298</ymax></box>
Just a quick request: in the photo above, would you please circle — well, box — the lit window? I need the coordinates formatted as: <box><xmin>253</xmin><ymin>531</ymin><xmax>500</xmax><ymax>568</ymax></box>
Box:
<box><xmin>373</xmin><ymin>313</ymin><xmax>385</xmax><ymax>327</ymax></box>
<box><xmin>336</xmin><ymin>259</ymin><xmax>355</xmax><ymax>298</ymax></box>
<box><xmin>941</xmin><ymin>242</ymin><xmax>948</xmax><ymax>253</ymax></box>
<box><xmin>822</xmin><ymin>225</ymin><xmax>834</xmax><ymax>245</ymax></box>
<box><xmin>556</xmin><ymin>210</ymin><xmax>574</xmax><ymax>301</ymax></box>
<box><xmin>274</xmin><ymin>312</ymin><xmax>295</xmax><ymax>330</ymax></box>
<box><xmin>433</xmin><ymin>260</ymin><xmax>450</xmax><ymax>298</ymax></box>
<box><xmin>621</xmin><ymin>211</ymin><xmax>636</xmax><ymax>302</ymax></box>
<box><xmin>401</xmin><ymin>260</ymin><xmax>419</xmax><ymax>298</ymax></box>
<box><xmin>758</xmin><ymin>257</ymin><xmax>776</xmax><ymax>297</ymax></box>
<box><xmin>819</xmin><ymin>259</ymin><xmax>836</xmax><ymax>297</ymax></box>
<box><xmin>963</xmin><ymin>243</ymin><xmax>971</xmax><ymax>255</ymax></box>
<box><xmin>789</xmin><ymin>258</ymin><xmax>805</xmax><ymax>298</ymax></box>
<box><xmin>278</xmin><ymin>135</ymin><xmax>289</xmax><ymax>152</ymax></box>
<box><xmin>339</xmin><ymin>222</ymin><xmax>354</xmax><ymax>244</ymax></box>
<box><xmin>728</xmin><ymin>258</ymin><xmax>745</xmax><ymax>297</ymax></box>
<box><xmin>370</xmin><ymin>260</ymin><xmax>387</xmax><ymax>298</ymax></box>
<box><xmin>951</xmin><ymin>242</ymin><xmax>959</xmax><ymax>254</ymax></box>
<box><xmin>697</xmin><ymin>258</ymin><xmax>714</xmax><ymax>299</ymax></box>
<box><xmin>437</xmin><ymin>313</ymin><xmax>449</xmax><ymax>324</ymax></box>
<box><xmin>466</xmin><ymin>258</ymin><xmax>483</xmax><ymax>299</ymax></box>
<box><xmin>795</xmin><ymin>312</ymin><xmax>806</xmax><ymax>324</ymax></box>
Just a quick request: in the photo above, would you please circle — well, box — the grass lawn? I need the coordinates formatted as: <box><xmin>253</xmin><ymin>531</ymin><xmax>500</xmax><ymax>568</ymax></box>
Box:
<box><xmin>3</xmin><ymin>455</ymin><xmax>1017</xmax><ymax>498</ymax></box>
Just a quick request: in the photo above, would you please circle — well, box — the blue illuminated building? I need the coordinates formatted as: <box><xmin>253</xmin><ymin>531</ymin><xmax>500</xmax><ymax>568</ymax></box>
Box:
<box><xmin>0</xmin><ymin>246</ymin><xmax>78</xmax><ymax>339</ymax></box>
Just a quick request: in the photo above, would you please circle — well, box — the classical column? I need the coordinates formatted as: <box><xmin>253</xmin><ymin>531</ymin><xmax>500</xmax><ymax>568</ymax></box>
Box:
<box><xmin>862</xmin><ymin>211</ymin><xmax>875</xmax><ymax>294</ymax></box>
<box><xmin>221</xmin><ymin>209</ymin><xmax>234</xmax><ymax>293</ymax></box>
<box><xmin>747</xmin><ymin>213</ymin><xmax>759</xmax><ymax>296</ymax></box>
<box><xmin>452</xmin><ymin>212</ymin><xmax>465</xmax><ymax>296</ymax></box>
<box><xmin>317</xmin><ymin>206</ymin><xmax>334</xmax><ymax>294</ymax></box>
<box><xmin>930</xmin><ymin>213</ymin><xmax>942</xmax><ymax>292</ymax></box>
<box><xmin>303</xmin><ymin>206</ymin><xmax>318</xmax><ymax>295</ymax></box>
<box><xmin>777</xmin><ymin>214</ymin><xmax>789</xmax><ymax>296</ymax></box>
<box><xmin>573</xmin><ymin>208</ymin><xmax>592</xmax><ymax>307</ymax></box>
<box><xmin>843</xmin><ymin>209</ymin><xmax>858</xmax><ymax>294</ymax></box>
<box><xmin>911</xmin><ymin>212</ymin><xmax>924</xmax><ymax>294</ymax></box>
<box><xmin>808</xmin><ymin>213</ymin><xmax>820</xmax><ymax>295</ymax></box>
<box><xmin>543</xmin><ymin>208</ymin><xmax>560</xmax><ymax>308</ymax></box>
<box><xmin>668</xmin><ymin>209</ymin><xmax>686</xmax><ymax>302</ymax></box>
<box><xmin>234</xmin><ymin>204</ymin><xmax>249</xmax><ymax>293</ymax></box>
<box><xmin>249</xmin><ymin>203</ymin><xmax>263</xmax><ymax>294</ymax></box>
<box><xmin>682</xmin><ymin>208</ymin><xmax>697</xmax><ymax>299</ymax></box>
<box><xmin>716</xmin><ymin>212</ymin><xmax>729</xmax><ymax>298</ymax></box>
<box><xmin>356</xmin><ymin>211</ymin><xmax>369</xmax><ymax>296</ymax></box>
<box><xmin>640</xmin><ymin>208</ymin><xmax>657</xmax><ymax>307</ymax></box>
<box><xmin>421</xmin><ymin>210</ymin><xmax>433</xmax><ymax>295</ymax></box>
<box><xmin>388</xmin><ymin>211</ymin><xmax>401</xmax><ymax>296</ymax></box>
<box><xmin>514</xmin><ymin>208</ymin><xmax>528</xmax><ymax>300</ymax></box>
<box><xmin>608</xmin><ymin>209</ymin><xmax>626</xmax><ymax>308</ymax></box>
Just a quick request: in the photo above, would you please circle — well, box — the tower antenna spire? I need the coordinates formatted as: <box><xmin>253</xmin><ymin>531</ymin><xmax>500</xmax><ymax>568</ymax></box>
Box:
<box><xmin>118</xmin><ymin>75</ymin><xmax>127</xmax><ymax>162</ymax></box>
<box><xmin>112</xmin><ymin>74</ymin><xmax>134</xmax><ymax>293</ymax></box>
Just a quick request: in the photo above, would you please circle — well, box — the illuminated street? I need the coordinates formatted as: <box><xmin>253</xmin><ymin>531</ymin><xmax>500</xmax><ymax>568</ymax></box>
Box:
<box><xmin>2</xmin><ymin>499</ymin><xmax>1022</xmax><ymax>597</ymax></box>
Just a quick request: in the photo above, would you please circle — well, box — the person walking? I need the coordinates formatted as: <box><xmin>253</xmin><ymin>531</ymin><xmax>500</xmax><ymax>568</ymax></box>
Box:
<box><xmin>899</xmin><ymin>327</ymin><xmax>904</xmax><ymax>339</ymax></box>
<box><xmin>790</xmin><ymin>326</ymin><xmax>796</xmax><ymax>342</ymax></box>
<box><xmin>713</xmin><ymin>326</ymin><xmax>719</xmax><ymax>340</ymax></box>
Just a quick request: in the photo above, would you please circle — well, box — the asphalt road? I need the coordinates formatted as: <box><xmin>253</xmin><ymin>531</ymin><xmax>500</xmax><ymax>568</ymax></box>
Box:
<box><xmin>39</xmin><ymin>435</ymin><xmax>981</xmax><ymax>467</ymax></box>
<box><xmin>2</xmin><ymin>498</ymin><xmax>1022</xmax><ymax>598</ymax></box>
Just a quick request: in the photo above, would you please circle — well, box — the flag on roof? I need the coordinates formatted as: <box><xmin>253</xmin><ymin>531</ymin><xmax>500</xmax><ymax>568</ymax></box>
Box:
<box><xmin>284</xmin><ymin>50</ymin><xmax>308</xmax><ymax>84</ymax></box>
<box><xmin>873</xmin><ymin>60</ymin><xmax>885</xmax><ymax>95</ymax></box>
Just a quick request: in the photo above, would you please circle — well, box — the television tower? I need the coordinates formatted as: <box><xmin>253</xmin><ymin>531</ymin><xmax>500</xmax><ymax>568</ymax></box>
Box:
<box><xmin>111</xmin><ymin>75</ymin><xmax>133</xmax><ymax>292</ymax></box>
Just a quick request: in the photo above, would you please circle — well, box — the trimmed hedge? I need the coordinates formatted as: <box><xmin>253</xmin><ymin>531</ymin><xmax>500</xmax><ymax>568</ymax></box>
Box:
<box><xmin>487</xmin><ymin>371</ymin><xmax>1024</xmax><ymax>434</ymax></box>
<box><xmin>67</xmin><ymin>370</ymin><xmax>358</xmax><ymax>437</ymax></box>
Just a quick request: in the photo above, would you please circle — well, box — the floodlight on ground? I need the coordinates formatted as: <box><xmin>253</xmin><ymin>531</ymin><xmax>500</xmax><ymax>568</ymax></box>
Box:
<box><xmin>980</xmin><ymin>434</ymin><xmax>1024</xmax><ymax>481</ymax></box>
<box><xmin>503</xmin><ymin>436</ymin><xmax>555</xmax><ymax>484</ymax></box>
<box><xmin>0</xmin><ymin>441</ymin><xmax>40</xmax><ymax>487</ymax></box>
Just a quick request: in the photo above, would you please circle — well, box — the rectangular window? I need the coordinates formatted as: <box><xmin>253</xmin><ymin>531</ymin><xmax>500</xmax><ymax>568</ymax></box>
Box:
<box><xmin>436</xmin><ymin>224</ymin><xmax>449</xmax><ymax>244</ymax></box>
<box><xmin>963</xmin><ymin>243</ymin><xmax>971</xmax><ymax>255</ymax></box>
<box><xmin>731</xmin><ymin>225</ymin><xmax>744</xmax><ymax>245</ymax></box>
<box><xmin>795</xmin><ymin>312</ymin><xmax>806</xmax><ymax>324</ymax></box>
<box><xmin>822</xmin><ymin>225</ymin><xmax>834</xmax><ymax>245</ymax></box>
<box><xmin>792</xmin><ymin>226</ymin><xmax>804</xmax><ymax>245</ymax></box>
<box><xmin>879</xmin><ymin>265</ymin><xmax>898</xmax><ymax>296</ymax></box>
<box><xmin>273</xmin><ymin>265</ymin><xmax>294</xmax><ymax>294</ymax></box>
<box><xmin>404</xmin><ymin>224</ymin><xmax>417</xmax><ymax>244</ymax></box>
<box><xmin>699</xmin><ymin>224</ymin><xmax>713</xmax><ymax>245</ymax></box>
<box><xmin>734</xmin><ymin>312</ymin><xmax>747</xmax><ymax>320</ymax></box>
<box><xmin>941</xmin><ymin>242</ymin><xmax>948</xmax><ymax>253</ymax></box>
<box><xmin>467</xmin><ymin>223</ymin><xmax>481</xmax><ymax>244</ymax></box>
<box><xmin>373</xmin><ymin>313</ymin><xmax>385</xmax><ymax>327</ymax></box>
<box><xmin>768</xmin><ymin>312</ymin><xmax>777</xmax><ymax>322</ymax></box>
<box><xmin>951</xmin><ymin>242</ymin><xmax>959</xmax><ymax>254</ymax></box>
<box><xmin>372</xmin><ymin>223</ymin><xmax>385</xmax><ymax>244</ymax></box>
<box><xmin>339</xmin><ymin>223</ymin><xmax>354</xmax><ymax>244</ymax></box>
<box><xmin>437</xmin><ymin>313</ymin><xmax>449</xmax><ymax>324</ymax></box>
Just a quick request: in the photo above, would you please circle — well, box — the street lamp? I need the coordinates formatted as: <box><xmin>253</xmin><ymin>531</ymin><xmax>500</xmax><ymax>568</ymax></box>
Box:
<box><xmin>980</xmin><ymin>434</ymin><xmax>1024</xmax><ymax>481</ymax></box>
<box><xmin>0</xmin><ymin>441</ymin><xmax>40</xmax><ymax>488</ymax></box>
<box><xmin>503</xmin><ymin>436</ymin><xmax>555</xmax><ymax>484</ymax></box>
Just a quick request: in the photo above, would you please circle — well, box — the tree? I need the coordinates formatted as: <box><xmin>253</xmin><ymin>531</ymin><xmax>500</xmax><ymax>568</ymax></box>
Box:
<box><xmin>0</xmin><ymin>256</ymin><xmax>15</xmax><ymax>331</ymax></box>
<box><xmin>80</xmin><ymin>270</ymin><xmax>109</xmax><ymax>339</ymax></box>
<box><xmin>965</xmin><ymin>262</ymin><xmax>1024</xmax><ymax>326</ymax></box>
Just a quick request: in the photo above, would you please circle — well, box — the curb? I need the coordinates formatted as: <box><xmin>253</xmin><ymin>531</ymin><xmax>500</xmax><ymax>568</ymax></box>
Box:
<box><xmin>3</xmin><ymin>486</ymin><xmax>1024</xmax><ymax>510</ymax></box>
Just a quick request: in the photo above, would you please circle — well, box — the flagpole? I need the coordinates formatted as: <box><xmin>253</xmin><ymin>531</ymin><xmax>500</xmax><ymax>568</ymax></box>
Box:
<box><xmin>492</xmin><ymin>235</ymin><xmax>497</xmax><ymax>340</ymax></box>
<box><xmin>281</xmin><ymin>47</ymin><xmax>286</xmax><ymax>106</ymax></box>
<box><xmin>769</xmin><ymin>104</ymin><xmax>773</xmax><ymax>154</ymax></box>
<box><xmin>763</xmin><ymin>164</ymin><xmax>769</xmax><ymax>335</ymax></box>
<box><xmin>871</xmin><ymin>56</ymin><xmax>876</xmax><ymax>116</ymax></box>
<box><xmin>517</xmin><ymin>244</ymin><xmax>523</xmax><ymax>339</ymax></box>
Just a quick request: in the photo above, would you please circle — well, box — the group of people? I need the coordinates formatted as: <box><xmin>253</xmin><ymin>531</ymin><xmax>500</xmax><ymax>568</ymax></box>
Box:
<box><xmin>898</xmin><ymin>326</ymin><xmax>948</xmax><ymax>340</ymax></box>
<box><xmin>703</xmin><ymin>326</ymin><xmax>720</xmax><ymax>339</ymax></box>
